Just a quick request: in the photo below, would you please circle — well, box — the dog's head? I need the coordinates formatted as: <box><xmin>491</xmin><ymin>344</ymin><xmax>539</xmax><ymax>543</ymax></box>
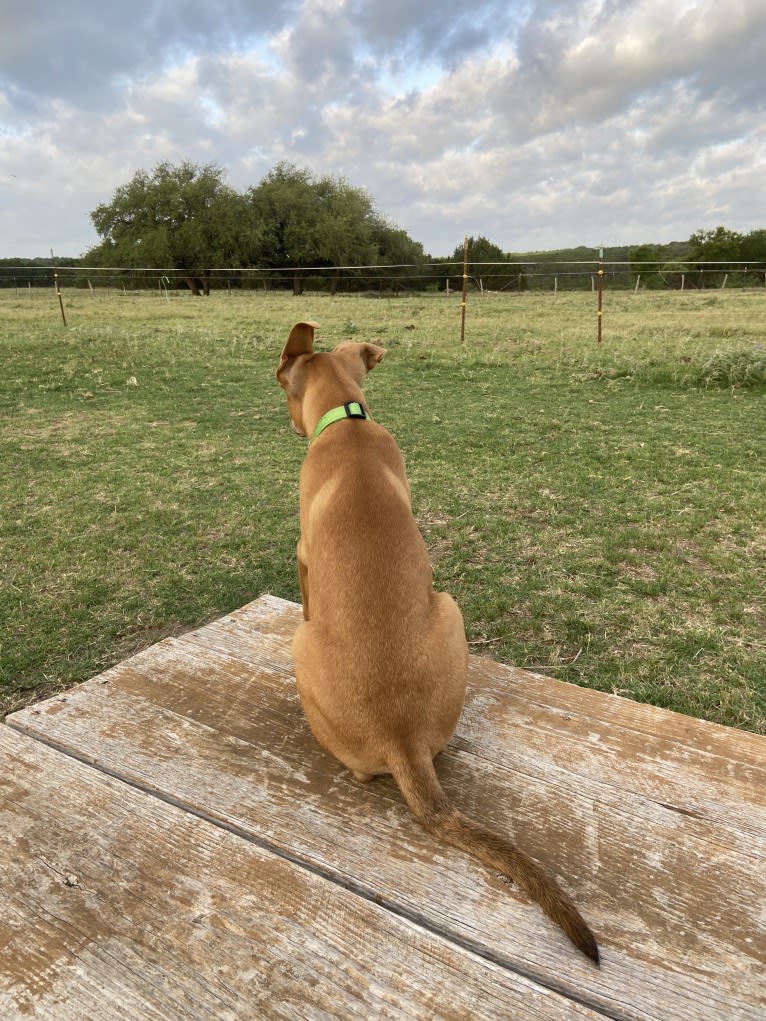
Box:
<box><xmin>277</xmin><ymin>321</ymin><xmax>385</xmax><ymax>437</ymax></box>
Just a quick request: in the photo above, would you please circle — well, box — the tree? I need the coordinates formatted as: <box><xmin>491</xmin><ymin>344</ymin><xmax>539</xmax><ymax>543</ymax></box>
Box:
<box><xmin>657</xmin><ymin>260</ymin><xmax>694</xmax><ymax>290</ymax></box>
<box><xmin>688</xmin><ymin>226</ymin><xmax>744</xmax><ymax>262</ymax></box>
<box><xmin>86</xmin><ymin>161</ymin><xmax>255</xmax><ymax>294</ymax></box>
<box><xmin>446</xmin><ymin>236</ymin><xmax>525</xmax><ymax>291</ymax></box>
<box><xmin>85</xmin><ymin>159</ymin><xmax>428</xmax><ymax>294</ymax></box>
<box><xmin>740</xmin><ymin>229</ymin><xmax>766</xmax><ymax>285</ymax></box>
<box><xmin>629</xmin><ymin>242</ymin><xmax>695</xmax><ymax>289</ymax></box>
<box><xmin>248</xmin><ymin>163</ymin><xmax>399</xmax><ymax>294</ymax></box>
<box><xmin>629</xmin><ymin>244</ymin><xmax>661</xmax><ymax>289</ymax></box>
<box><xmin>247</xmin><ymin>163</ymin><xmax>315</xmax><ymax>291</ymax></box>
<box><xmin>688</xmin><ymin>226</ymin><xmax>744</xmax><ymax>287</ymax></box>
<box><xmin>371</xmin><ymin>222</ymin><xmax>428</xmax><ymax>294</ymax></box>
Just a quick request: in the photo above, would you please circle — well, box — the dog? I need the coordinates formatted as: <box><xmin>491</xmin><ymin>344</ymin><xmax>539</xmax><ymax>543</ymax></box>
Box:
<box><xmin>277</xmin><ymin>321</ymin><xmax>599</xmax><ymax>964</ymax></box>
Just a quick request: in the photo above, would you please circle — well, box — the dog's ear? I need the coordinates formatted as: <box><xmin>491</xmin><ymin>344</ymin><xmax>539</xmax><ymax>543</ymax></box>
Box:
<box><xmin>332</xmin><ymin>341</ymin><xmax>386</xmax><ymax>379</ymax></box>
<box><xmin>358</xmin><ymin>343</ymin><xmax>386</xmax><ymax>372</ymax></box>
<box><xmin>277</xmin><ymin>321</ymin><xmax>320</xmax><ymax>383</ymax></box>
<box><xmin>284</xmin><ymin>321</ymin><xmax>319</xmax><ymax>358</ymax></box>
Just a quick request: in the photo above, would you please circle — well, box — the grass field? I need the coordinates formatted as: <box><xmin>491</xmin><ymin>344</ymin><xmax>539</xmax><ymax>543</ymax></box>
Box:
<box><xmin>1</xmin><ymin>285</ymin><xmax>765</xmax><ymax>733</ymax></box>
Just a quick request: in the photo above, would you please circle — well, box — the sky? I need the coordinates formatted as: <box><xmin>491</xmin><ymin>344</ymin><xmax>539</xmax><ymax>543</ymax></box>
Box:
<box><xmin>1</xmin><ymin>0</ymin><xmax>765</xmax><ymax>259</ymax></box>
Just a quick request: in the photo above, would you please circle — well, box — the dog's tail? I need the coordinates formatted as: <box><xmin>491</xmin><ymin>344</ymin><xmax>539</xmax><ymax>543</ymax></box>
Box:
<box><xmin>390</xmin><ymin>752</ymin><xmax>599</xmax><ymax>965</ymax></box>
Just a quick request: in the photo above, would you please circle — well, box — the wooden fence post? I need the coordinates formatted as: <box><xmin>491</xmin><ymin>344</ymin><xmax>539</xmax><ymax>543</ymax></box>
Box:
<box><xmin>596</xmin><ymin>247</ymin><xmax>604</xmax><ymax>345</ymax></box>
<box><xmin>460</xmin><ymin>235</ymin><xmax>469</xmax><ymax>346</ymax></box>
<box><xmin>54</xmin><ymin>272</ymin><xmax>67</xmax><ymax>327</ymax></box>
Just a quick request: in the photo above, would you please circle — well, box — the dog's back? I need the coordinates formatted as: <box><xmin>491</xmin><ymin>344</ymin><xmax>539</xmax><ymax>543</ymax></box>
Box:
<box><xmin>278</xmin><ymin>322</ymin><xmax>599</xmax><ymax>964</ymax></box>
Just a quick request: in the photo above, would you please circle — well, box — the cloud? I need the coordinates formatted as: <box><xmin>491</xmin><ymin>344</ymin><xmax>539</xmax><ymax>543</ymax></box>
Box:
<box><xmin>0</xmin><ymin>1</ymin><xmax>295</xmax><ymax>107</ymax></box>
<box><xmin>0</xmin><ymin>0</ymin><xmax>764</xmax><ymax>257</ymax></box>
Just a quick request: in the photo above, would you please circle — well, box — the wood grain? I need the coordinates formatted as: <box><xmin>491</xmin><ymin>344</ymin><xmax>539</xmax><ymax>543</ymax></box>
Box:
<box><xmin>7</xmin><ymin>594</ymin><xmax>766</xmax><ymax>1020</ymax></box>
<box><xmin>0</xmin><ymin>726</ymin><xmax>604</xmax><ymax>1021</ymax></box>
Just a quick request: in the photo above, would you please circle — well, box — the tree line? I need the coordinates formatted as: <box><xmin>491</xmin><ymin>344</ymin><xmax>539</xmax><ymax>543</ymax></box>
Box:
<box><xmin>629</xmin><ymin>227</ymin><xmax>766</xmax><ymax>289</ymax></box>
<box><xmin>1</xmin><ymin>161</ymin><xmax>765</xmax><ymax>292</ymax></box>
<box><xmin>85</xmin><ymin>161</ymin><xmax>427</xmax><ymax>295</ymax></box>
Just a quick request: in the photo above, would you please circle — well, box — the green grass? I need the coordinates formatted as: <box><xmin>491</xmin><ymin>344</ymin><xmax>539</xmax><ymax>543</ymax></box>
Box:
<box><xmin>1</xmin><ymin>286</ymin><xmax>765</xmax><ymax>732</ymax></box>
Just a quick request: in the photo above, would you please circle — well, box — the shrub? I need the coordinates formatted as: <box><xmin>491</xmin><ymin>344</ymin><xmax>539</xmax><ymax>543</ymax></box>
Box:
<box><xmin>698</xmin><ymin>347</ymin><xmax>766</xmax><ymax>389</ymax></box>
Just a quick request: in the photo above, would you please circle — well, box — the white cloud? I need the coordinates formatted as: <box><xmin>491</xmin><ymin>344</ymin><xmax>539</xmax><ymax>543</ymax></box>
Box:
<box><xmin>0</xmin><ymin>0</ymin><xmax>765</xmax><ymax>256</ymax></box>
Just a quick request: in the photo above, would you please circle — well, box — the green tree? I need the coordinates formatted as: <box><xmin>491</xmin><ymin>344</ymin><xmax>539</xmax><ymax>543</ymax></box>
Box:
<box><xmin>249</xmin><ymin>163</ymin><xmax>407</xmax><ymax>294</ymax></box>
<box><xmin>458</xmin><ymin>235</ymin><xmax>506</xmax><ymax>262</ymax></box>
<box><xmin>657</xmin><ymin>260</ymin><xmax>694</xmax><ymax>289</ymax></box>
<box><xmin>629</xmin><ymin>244</ymin><xmax>661</xmax><ymax>289</ymax></box>
<box><xmin>371</xmin><ymin>222</ymin><xmax>428</xmax><ymax>293</ymax></box>
<box><xmin>447</xmin><ymin>236</ymin><xmax>524</xmax><ymax>291</ymax></box>
<box><xmin>740</xmin><ymin>229</ymin><xmax>766</xmax><ymax>285</ymax></box>
<box><xmin>629</xmin><ymin>242</ymin><xmax>695</xmax><ymax>289</ymax></box>
<box><xmin>311</xmin><ymin>175</ymin><xmax>379</xmax><ymax>293</ymax></box>
<box><xmin>688</xmin><ymin>226</ymin><xmax>745</xmax><ymax>286</ymax></box>
<box><xmin>689</xmin><ymin>226</ymin><xmax>744</xmax><ymax>261</ymax></box>
<box><xmin>86</xmin><ymin>159</ymin><xmax>427</xmax><ymax>294</ymax></box>
<box><xmin>86</xmin><ymin>161</ymin><xmax>255</xmax><ymax>294</ymax></box>
<box><xmin>247</xmin><ymin>163</ymin><xmax>315</xmax><ymax>291</ymax></box>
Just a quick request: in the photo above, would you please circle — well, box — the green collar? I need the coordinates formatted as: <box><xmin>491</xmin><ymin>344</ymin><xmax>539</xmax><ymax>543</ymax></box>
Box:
<box><xmin>311</xmin><ymin>401</ymin><xmax>368</xmax><ymax>442</ymax></box>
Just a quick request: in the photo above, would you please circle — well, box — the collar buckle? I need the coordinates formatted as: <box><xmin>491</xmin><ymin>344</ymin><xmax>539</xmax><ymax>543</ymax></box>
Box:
<box><xmin>343</xmin><ymin>401</ymin><xmax>367</xmax><ymax>420</ymax></box>
<box><xmin>311</xmin><ymin>401</ymin><xmax>369</xmax><ymax>442</ymax></box>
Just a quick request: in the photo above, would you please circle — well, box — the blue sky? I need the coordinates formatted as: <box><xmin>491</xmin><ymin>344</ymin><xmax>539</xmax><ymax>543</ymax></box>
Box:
<box><xmin>1</xmin><ymin>0</ymin><xmax>765</xmax><ymax>257</ymax></box>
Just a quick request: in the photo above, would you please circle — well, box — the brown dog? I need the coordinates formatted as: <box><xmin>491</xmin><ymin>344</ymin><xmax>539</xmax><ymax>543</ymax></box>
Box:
<box><xmin>277</xmin><ymin>321</ymin><xmax>599</xmax><ymax>965</ymax></box>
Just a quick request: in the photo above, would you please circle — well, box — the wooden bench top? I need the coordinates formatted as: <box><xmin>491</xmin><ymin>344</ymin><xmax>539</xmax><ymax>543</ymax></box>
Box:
<box><xmin>2</xmin><ymin>594</ymin><xmax>764</xmax><ymax>1020</ymax></box>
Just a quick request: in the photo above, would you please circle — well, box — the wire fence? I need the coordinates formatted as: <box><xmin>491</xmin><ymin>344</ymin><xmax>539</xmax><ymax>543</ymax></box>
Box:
<box><xmin>1</xmin><ymin>260</ymin><xmax>765</xmax><ymax>295</ymax></box>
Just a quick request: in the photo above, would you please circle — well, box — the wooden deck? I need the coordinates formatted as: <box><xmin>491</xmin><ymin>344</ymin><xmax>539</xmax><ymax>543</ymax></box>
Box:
<box><xmin>1</xmin><ymin>593</ymin><xmax>764</xmax><ymax>1020</ymax></box>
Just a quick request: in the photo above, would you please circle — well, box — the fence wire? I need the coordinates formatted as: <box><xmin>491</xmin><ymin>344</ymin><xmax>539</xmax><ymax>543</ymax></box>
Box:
<box><xmin>1</xmin><ymin>260</ymin><xmax>765</xmax><ymax>293</ymax></box>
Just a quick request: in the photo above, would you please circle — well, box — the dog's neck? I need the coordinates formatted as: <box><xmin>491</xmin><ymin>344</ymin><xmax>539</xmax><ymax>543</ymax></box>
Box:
<box><xmin>311</xmin><ymin>401</ymin><xmax>369</xmax><ymax>442</ymax></box>
<box><xmin>301</xmin><ymin>366</ymin><xmax>368</xmax><ymax>440</ymax></box>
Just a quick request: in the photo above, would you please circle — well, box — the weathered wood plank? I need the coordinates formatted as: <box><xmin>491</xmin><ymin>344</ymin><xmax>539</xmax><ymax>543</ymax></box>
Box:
<box><xmin>0</xmin><ymin>726</ymin><xmax>605</xmax><ymax>1021</ymax></box>
<box><xmin>187</xmin><ymin>596</ymin><xmax>766</xmax><ymax>834</ymax></box>
<box><xmin>8</xmin><ymin>595</ymin><xmax>766</xmax><ymax>1020</ymax></box>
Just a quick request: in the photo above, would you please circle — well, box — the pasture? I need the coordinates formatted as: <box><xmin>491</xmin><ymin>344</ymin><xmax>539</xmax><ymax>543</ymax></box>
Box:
<box><xmin>1</xmin><ymin>286</ymin><xmax>764</xmax><ymax>732</ymax></box>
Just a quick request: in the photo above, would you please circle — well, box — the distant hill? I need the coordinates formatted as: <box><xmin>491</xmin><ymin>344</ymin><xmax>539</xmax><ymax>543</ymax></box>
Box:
<box><xmin>507</xmin><ymin>242</ymin><xmax>691</xmax><ymax>264</ymax></box>
<box><xmin>0</xmin><ymin>257</ymin><xmax>81</xmax><ymax>264</ymax></box>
